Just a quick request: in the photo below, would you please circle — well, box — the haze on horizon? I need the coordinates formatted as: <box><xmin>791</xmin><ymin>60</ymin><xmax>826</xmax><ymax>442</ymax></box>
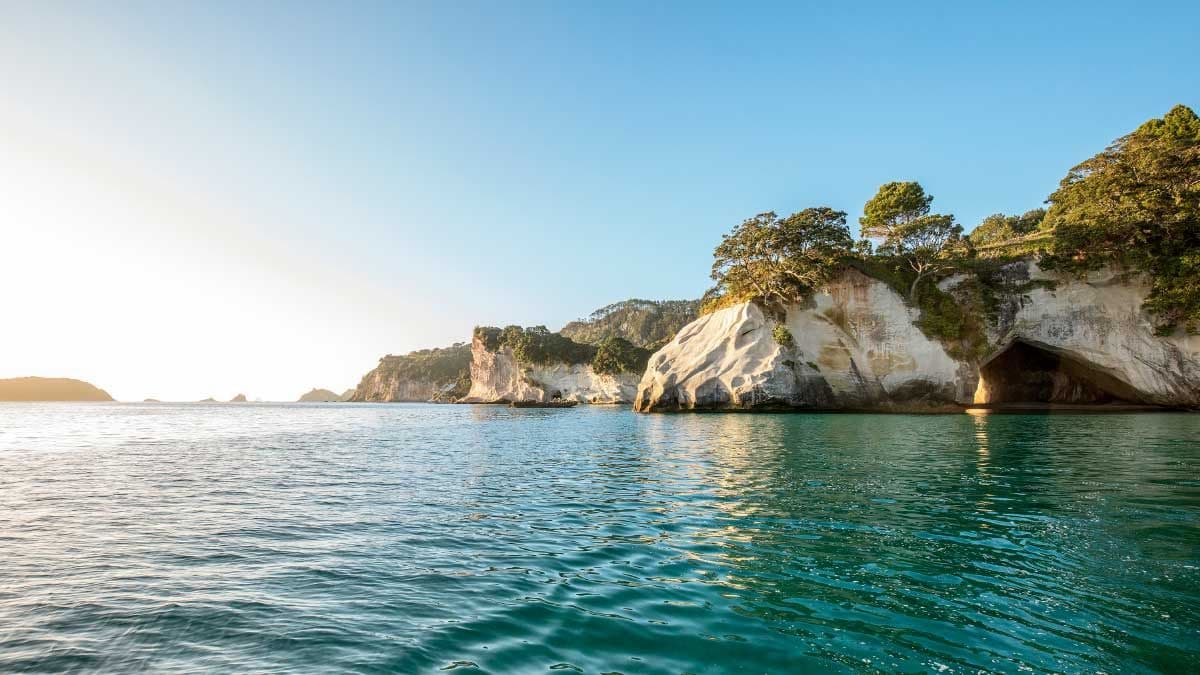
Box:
<box><xmin>2</xmin><ymin>1</ymin><xmax>1197</xmax><ymax>402</ymax></box>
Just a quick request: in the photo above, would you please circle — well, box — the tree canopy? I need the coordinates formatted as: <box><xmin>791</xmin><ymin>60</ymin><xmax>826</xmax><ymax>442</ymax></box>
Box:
<box><xmin>707</xmin><ymin>207</ymin><xmax>853</xmax><ymax>310</ymax></box>
<box><xmin>591</xmin><ymin>336</ymin><xmax>653</xmax><ymax>376</ymax></box>
<box><xmin>861</xmin><ymin>182</ymin><xmax>967</xmax><ymax>302</ymax></box>
<box><xmin>559</xmin><ymin>299</ymin><xmax>699</xmax><ymax>348</ymax></box>
<box><xmin>1042</xmin><ymin>104</ymin><xmax>1200</xmax><ymax>332</ymax></box>
<box><xmin>969</xmin><ymin>209</ymin><xmax>1047</xmax><ymax>247</ymax></box>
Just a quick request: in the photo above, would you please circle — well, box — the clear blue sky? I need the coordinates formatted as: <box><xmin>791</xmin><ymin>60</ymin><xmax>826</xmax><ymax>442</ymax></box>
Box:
<box><xmin>2</xmin><ymin>1</ymin><xmax>1197</xmax><ymax>399</ymax></box>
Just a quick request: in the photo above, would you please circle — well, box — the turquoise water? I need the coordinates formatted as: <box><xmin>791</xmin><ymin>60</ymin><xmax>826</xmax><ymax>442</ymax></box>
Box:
<box><xmin>0</xmin><ymin>403</ymin><xmax>1197</xmax><ymax>673</ymax></box>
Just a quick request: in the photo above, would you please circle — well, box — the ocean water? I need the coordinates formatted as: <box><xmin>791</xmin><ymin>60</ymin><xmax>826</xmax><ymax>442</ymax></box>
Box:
<box><xmin>0</xmin><ymin>403</ymin><xmax>1197</xmax><ymax>674</ymax></box>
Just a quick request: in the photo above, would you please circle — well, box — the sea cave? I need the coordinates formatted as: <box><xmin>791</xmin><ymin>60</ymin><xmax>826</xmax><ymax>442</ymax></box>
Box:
<box><xmin>973</xmin><ymin>340</ymin><xmax>1150</xmax><ymax>407</ymax></box>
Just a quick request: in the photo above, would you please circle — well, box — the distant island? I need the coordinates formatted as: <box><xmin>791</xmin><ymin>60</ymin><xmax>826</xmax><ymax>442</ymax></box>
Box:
<box><xmin>0</xmin><ymin>377</ymin><xmax>113</xmax><ymax>402</ymax></box>
<box><xmin>298</xmin><ymin>388</ymin><xmax>354</xmax><ymax>402</ymax></box>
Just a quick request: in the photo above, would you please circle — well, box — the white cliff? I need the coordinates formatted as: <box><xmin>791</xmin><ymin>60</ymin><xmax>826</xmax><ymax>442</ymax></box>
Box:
<box><xmin>461</xmin><ymin>336</ymin><xmax>638</xmax><ymax>404</ymax></box>
<box><xmin>969</xmin><ymin>261</ymin><xmax>1200</xmax><ymax>406</ymax></box>
<box><xmin>635</xmin><ymin>269</ymin><xmax>967</xmax><ymax>411</ymax></box>
<box><xmin>635</xmin><ymin>261</ymin><xmax>1200</xmax><ymax>411</ymax></box>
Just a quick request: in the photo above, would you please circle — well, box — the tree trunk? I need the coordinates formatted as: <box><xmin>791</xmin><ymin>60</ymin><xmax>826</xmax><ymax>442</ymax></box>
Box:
<box><xmin>909</xmin><ymin>272</ymin><xmax>925</xmax><ymax>304</ymax></box>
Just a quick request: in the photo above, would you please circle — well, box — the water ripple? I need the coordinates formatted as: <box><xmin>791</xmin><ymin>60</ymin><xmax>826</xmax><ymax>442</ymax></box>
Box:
<box><xmin>0</xmin><ymin>403</ymin><xmax>1197</xmax><ymax>673</ymax></box>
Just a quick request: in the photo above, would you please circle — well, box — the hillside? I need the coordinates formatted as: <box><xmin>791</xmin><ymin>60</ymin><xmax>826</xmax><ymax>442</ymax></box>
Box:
<box><xmin>0</xmin><ymin>377</ymin><xmax>114</xmax><ymax>402</ymax></box>
<box><xmin>559</xmin><ymin>299</ymin><xmax>699</xmax><ymax>349</ymax></box>
<box><xmin>351</xmin><ymin>343</ymin><xmax>472</xmax><ymax>402</ymax></box>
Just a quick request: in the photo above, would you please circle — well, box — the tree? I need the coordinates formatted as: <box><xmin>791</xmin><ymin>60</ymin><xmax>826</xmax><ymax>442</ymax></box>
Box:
<box><xmin>861</xmin><ymin>181</ymin><xmax>967</xmax><ymax>302</ymax></box>
<box><xmin>709</xmin><ymin>207</ymin><xmax>854</xmax><ymax>308</ymax></box>
<box><xmin>969</xmin><ymin>208</ymin><xmax>1047</xmax><ymax>247</ymax></box>
<box><xmin>1042</xmin><ymin>104</ymin><xmax>1200</xmax><ymax>331</ymax></box>
<box><xmin>591</xmin><ymin>336</ymin><xmax>652</xmax><ymax>375</ymax></box>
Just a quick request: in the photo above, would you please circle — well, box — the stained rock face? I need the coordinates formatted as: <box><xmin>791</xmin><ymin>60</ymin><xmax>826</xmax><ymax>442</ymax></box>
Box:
<box><xmin>461</xmin><ymin>336</ymin><xmax>638</xmax><ymax>404</ymax></box>
<box><xmin>635</xmin><ymin>269</ymin><xmax>966</xmax><ymax>412</ymax></box>
<box><xmin>971</xmin><ymin>262</ymin><xmax>1200</xmax><ymax>406</ymax></box>
<box><xmin>635</xmin><ymin>262</ymin><xmax>1200</xmax><ymax>412</ymax></box>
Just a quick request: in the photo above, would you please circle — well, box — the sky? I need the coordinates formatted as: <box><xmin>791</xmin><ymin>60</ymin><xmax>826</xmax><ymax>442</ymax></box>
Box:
<box><xmin>1</xmin><ymin>1</ymin><xmax>1197</xmax><ymax>401</ymax></box>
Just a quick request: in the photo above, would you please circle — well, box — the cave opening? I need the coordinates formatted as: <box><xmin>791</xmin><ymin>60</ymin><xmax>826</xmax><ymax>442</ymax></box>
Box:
<box><xmin>973</xmin><ymin>340</ymin><xmax>1148</xmax><ymax>407</ymax></box>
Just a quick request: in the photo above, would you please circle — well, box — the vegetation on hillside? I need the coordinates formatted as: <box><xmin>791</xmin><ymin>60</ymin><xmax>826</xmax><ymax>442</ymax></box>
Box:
<box><xmin>859</xmin><ymin>182</ymin><xmax>969</xmax><ymax>302</ymax></box>
<box><xmin>560</xmin><ymin>299</ymin><xmax>699</xmax><ymax>349</ymax></box>
<box><xmin>702</xmin><ymin>207</ymin><xmax>854</xmax><ymax>314</ymax></box>
<box><xmin>968</xmin><ymin>209</ymin><xmax>1047</xmax><ymax>247</ymax></box>
<box><xmin>360</xmin><ymin>343</ymin><xmax>473</xmax><ymax>398</ymax></box>
<box><xmin>474</xmin><ymin>325</ymin><xmax>651</xmax><ymax>374</ymax></box>
<box><xmin>591</xmin><ymin>336</ymin><xmax>654</xmax><ymax>376</ymax></box>
<box><xmin>699</xmin><ymin>104</ymin><xmax>1200</xmax><ymax>352</ymax></box>
<box><xmin>1041</xmin><ymin>104</ymin><xmax>1200</xmax><ymax>333</ymax></box>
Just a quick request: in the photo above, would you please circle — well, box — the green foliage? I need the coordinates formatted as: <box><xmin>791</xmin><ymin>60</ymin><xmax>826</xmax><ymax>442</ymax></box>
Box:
<box><xmin>709</xmin><ymin>207</ymin><xmax>854</xmax><ymax>309</ymax></box>
<box><xmin>1041</xmin><ymin>104</ymin><xmax>1200</xmax><ymax>332</ymax></box>
<box><xmin>772</xmin><ymin>324</ymin><xmax>794</xmax><ymax>347</ymax></box>
<box><xmin>860</xmin><ymin>182</ymin><xmax>968</xmax><ymax>302</ymax></box>
<box><xmin>560</xmin><ymin>299</ymin><xmax>699</xmax><ymax>348</ymax></box>
<box><xmin>859</xmin><ymin>181</ymin><xmax>933</xmax><ymax>237</ymax></box>
<box><xmin>698</xmin><ymin>286</ymin><xmax>744</xmax><ymax>316</ymax></box>
<box><xmin>475</xmin><ymin>325</ymin><xmax>596</xmax><ymax>365</ymax></box>
<box><xmin>846</xmin><ymin>257</ymin><xmax>989</xmax><ymax>361</ymax></box>
<box><xmin>969</xmin><ymin>209</ymin><xmax>1047</xmax><ymax>247</ymax></box>
<box><xmin>473</xmin><ymin>326</ymin><xmax>501</xmax><ymax>351</ymax></box>
<box><xmin>363</xmin><ymin>343</ymin><xmax>473</xmax><ymax>399</ymax></box>
<box><xmin>591</xmin><ymin>336</ymin><xmax>653</xmax><ymax>375</ymax></box>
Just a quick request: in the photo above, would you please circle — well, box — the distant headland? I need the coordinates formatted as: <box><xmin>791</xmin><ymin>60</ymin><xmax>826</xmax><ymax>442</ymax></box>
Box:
<box><xmin>0</xmin><ymin>377</ymin><xmax>114</xmax><ymax>402</ymax></box>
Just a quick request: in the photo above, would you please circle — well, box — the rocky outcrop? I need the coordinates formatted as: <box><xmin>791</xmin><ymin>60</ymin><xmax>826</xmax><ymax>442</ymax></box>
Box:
<box><xmin>461</xmin><ymin>335</ymin><xmax>639</xmax><ymax>404</ymax></box>
<box><xmin>229</xmin><ymin>394</ymin><xmax>248</xmax><ymax>402</ymax></box>
<box><xmin>0</xmin><ymin>377</ymin><xmax>114</xmax><ymax>402</ymax></box>
<box><xmin>635</xmin><ymin>261</ymin><xmax>1200</xmax><ymax>412</ymax></box>
<box><xmin>350</xmin><ymin>344</ymin><xmax>471</xmax><ymax>402</ymax></box>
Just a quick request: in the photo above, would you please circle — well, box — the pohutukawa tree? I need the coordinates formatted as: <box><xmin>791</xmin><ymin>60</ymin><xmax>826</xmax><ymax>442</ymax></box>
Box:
<box><xmin>709</xmin><ymin>207</ymin><xmax>854</xmax><ymax>309</ymax></box>
<box><xmin>859</xmin><ymin>181</ymin><xmax>967</xmax><ymax>302</ymax></box>
<box><xmin>1042</xmin><ymin>104</ymin><xmax>1200</xmax><ymax>332</ymax></box>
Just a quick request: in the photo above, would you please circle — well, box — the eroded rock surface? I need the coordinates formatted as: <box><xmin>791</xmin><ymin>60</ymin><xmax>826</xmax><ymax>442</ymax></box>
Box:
<box><xmin>636</xmin><ymin>262</ymin><xmax>1200</xmax><ymax>411</ymax></box>
<box><xmin>461</xmin><ymin>336</ymin><xmax>638</xmax><ymax>404</ymax></box>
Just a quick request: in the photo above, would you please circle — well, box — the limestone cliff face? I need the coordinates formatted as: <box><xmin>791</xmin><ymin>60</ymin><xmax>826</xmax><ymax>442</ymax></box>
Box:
<box><xmin>461</xmin><ymin>336</ymin><xmax>638</xmax><ymax>404</ymax></box>
<box><xmin>352</xmin><ymin>366</ymin><xmax>458</xmax><ymax>402</ymax></box>
<box><xmin>970</xmin><ymin>262</ymin><xmax>1200</xmax><ymax>406</ymax></box>
<box><xmin>350</xmin><ymin>344</ymin><xmax>471</xmax><ymax>403</ymax></box>
<box><xmin>635</xmin><ymin>262</ymin><xmax>1200</xmax><ymax>411</ymax></box>
<box><xmin>635</xmin><ymin>269</ymin><xmax>967</xmax><ymax>412</ymax></box>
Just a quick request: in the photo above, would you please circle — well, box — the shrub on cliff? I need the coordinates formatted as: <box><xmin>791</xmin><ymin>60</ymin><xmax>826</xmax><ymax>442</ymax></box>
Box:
<box><xmin>1041</xmin><ymin>104</ymin><xmax>1200</xmax><ymax>333</ymax></box>
<box><xmin>476</xmin><ymin>325</ymin><xmax>597</xmax><ymax>365</ymax></box>
<box><xmin>706</xmin><ymin>207</ymin><xmax>854</xmax><ymax>312</ymax></box>
<box><xmin>591</xmin><ymin>336</ymin><xmax>653</xmax><ymax>375</ymax></box>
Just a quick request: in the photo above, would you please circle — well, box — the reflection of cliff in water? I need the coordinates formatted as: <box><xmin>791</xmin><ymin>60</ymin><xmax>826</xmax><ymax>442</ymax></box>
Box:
<box><xmin>684</xmin><ymin>412</ymin><xmax>1199</xmax><ymax>670</ymax></box>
